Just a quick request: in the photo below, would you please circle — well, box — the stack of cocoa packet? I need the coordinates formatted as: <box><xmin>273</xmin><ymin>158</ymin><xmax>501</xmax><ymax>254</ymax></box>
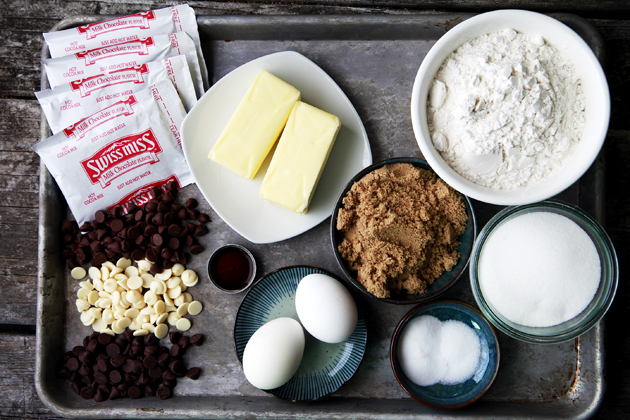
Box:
<box><xmin>59</xmin><ymin>330</ymin><xmax>204</xmax><ymax>401</ymax></box>
<box><xmin>33</xmin><ymin>4</ymin><xmax>208</xmax><ymax>230</ymax></box>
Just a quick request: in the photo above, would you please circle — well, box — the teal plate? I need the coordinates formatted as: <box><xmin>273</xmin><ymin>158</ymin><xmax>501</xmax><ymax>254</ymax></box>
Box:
<box><xmin>390</xmin><ymin>300</ymin><xmax>500</xmax><ymax>409</ymax></box>
<box><xmin>234</xmin><ymin>265</ymin><xmax>368</xmax><ymax>402</ymax></box>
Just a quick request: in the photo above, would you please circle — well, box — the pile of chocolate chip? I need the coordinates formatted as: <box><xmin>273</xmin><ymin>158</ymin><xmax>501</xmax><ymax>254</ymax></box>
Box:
<box><xmin>61</xmin><ymin>181</ymin><xmax>210</xmax><ymax>273</ymax></box>
<box><xmin>58</xmin><ymin>330</ymin><xmax>203</xmax><ymax>401</ymax></box>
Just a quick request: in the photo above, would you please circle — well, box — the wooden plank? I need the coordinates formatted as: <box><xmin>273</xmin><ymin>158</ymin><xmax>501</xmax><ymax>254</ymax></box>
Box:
<box><xmin>0</xmin><ymin>332</ymin><xmax>61</xmax><ymax>419</ymax></box>
<box><xmin>0</xmin><ymin>98</ymin><xmax>41</xmax><ymax>325</ymax></box>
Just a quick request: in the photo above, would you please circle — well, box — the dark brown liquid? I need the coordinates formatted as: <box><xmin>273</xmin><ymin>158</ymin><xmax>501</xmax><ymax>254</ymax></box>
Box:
<box><xmin>210</xmin><ymin>248</ymin><xmax>252</xmax><ymax>290</ymax></box>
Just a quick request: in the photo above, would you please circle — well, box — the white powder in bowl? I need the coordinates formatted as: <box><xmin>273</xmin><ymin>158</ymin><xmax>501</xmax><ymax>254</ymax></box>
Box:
<box><xmin>397</xmin><ymin>315</ymin><xmax>481</xmax><ymax>387</ymax></box>
<box><xmin>478</xmin><ymin>211</ymin><xmax>600</xmax><ymax>327</ymax></box>
<box><xmin>427</xmin><ymin>29</ymin><xmax>585</xmax><ymax>189</ymax></box>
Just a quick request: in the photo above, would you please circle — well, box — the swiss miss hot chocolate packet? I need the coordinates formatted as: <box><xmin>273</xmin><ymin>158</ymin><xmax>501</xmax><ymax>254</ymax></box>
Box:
<box><xmin>33</xmin><ymin>79</ymin><xmax>194</xmax><ymax>226</ymax></box>
<box><xmin>43</xmin><ymin>32</ymin><xmax>204</xmax><ymax>98</ymax></box>
<box><xmin>43</xmin><ymin>4</ymin><xmax>208</xmax><ymax>89</ymax></box>
<box><xmin>37</xmin><ymin>55</ymin><xmax>197</xmax><ymax>134</ymax></box>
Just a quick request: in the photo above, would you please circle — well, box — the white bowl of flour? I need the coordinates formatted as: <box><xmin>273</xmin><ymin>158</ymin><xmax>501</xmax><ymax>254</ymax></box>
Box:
<box><xmin>411</xmin><ymin>10</ymin><xmax>610</xmax><ymax>205</ymax></box>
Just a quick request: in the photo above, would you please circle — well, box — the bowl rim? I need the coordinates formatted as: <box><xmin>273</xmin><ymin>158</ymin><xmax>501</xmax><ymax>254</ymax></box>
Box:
<box><xmin>469</xmin><ymin>199</ymin><xmax>619</xmax><ymax>344</ymax></box>
<box><xmin>389</xmin><ymin>299</ymin><xmax>501</xmax><ymax>409</ymax></box>
<box><xmin>329</xmin><ymin>157</ymin><xmax>477</xmax><ymax>305</ymax></box>
<box><xmin>232</xmin><ymin>264</ymin><xmax>368</xmax><ymax>402</ymax></box>
<box><xmin>410</xmin><ymin>9</ymin><xmax>611</xmax><ymax>206</ymax></box>
<box><xmin>207</xmin><ymin>243</ymin><xmax>257</xmax><ymax>294</ymax></box>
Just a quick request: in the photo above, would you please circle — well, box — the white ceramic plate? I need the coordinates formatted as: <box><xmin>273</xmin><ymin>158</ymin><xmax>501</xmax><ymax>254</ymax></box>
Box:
<box><xmin>181</xmin><ymin>51</ymin><xmax>371</xmax><ymax>244</ymax></box>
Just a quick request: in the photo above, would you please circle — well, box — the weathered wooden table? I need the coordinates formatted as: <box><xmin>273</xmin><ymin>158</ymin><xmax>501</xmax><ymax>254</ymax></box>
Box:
<box><xmin>1</xmin><ymin>0</ymin><xmax>629</xmax><ymax>418</ymax></box>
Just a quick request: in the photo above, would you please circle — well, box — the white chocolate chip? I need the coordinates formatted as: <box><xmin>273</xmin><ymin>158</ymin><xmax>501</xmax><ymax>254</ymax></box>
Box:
<box><xmin>181</xmin><ymin>269</ymin><xmax>198</xmax><ymax>285</ymax></box>
<box><xmin>176</xmin><ymin>318</ymin><xmax>191</xmax><ymax>332</ymax></box>
<box><xmin>77</xmin><ymin>288</ymin><xmax>90</xmax><ymax>300</ymax></box>
<box><xmin>156</xmin><ymin>313</ymin><xmax>168</xmax><ymax>325</ymax></box>
<box><xmin>127</xmin><ymin>276</ymin><xmax>143</xmax><ymax>290</ymax></box>
<box><xmin>133</xmin><ymin>329</ymin><xmax>149</xmax><ymax>336</ymax></box>
<box><xmin>171</xmin><ymin>263</ymin><xmax>185</xmax><ymax>277</ymax></box>
<box><xmin>76</xmin><ymin>299</ymin><xmax>91</xmax><ymax>312</ymax></box>
<box><xmin>177</xmin><ymin>303</ymin><xmax>189</xmax><ymax>317</ymax></box>
<box><xmin>187</xmin><ymin>301</ymin><xmax>203</xmax><ymax>316</ymax></box>
<box><xmin>124</xmin><ymin>308</ymin><xmax>139</xmax><ymax>319</ymax></box>
<box><xmin>166</xmin><ymin>277</ymin><xmax>180</xmax><ymax>289</ymax></box>
<box><xmin>167</xmin><ymin>312</ymin><xmax>181</xmax><ymax>326</ymax></box>
<box><xmin>142</xmin><ymin>323</ymin><xmax>155</xmax><ymax>333</ymax></box>
<box><xmin>71</xmin><ymin>267</ymin><xmax>86</xmax><ymax>279</ymax></box>
<box><xmin>102</xmin><ymin>261</ymin><xmax>116</xmax><ymax>271</ymax></box>
<box><xmin>110</xmin><ymin>267</ymin><xmax>123</xmax><ymax>277</ymax></box>
<box><xmin>92</xmin><ymin>318</ymin><xmax>107</xmax><ymax>332</ymax></box>
<box><xmin>79</xmin><ymin>280</ymin><xmax>94</xmax><ymax>290</ymax></box>
<box><xmin>174</xmin><ymin>296</ymin><xmax>185</xmax><ymax>307</ymax></box>
<box><xmin>89</xmin><ymin>267</ymin><xmax>101</xmax><ymax>280</ymax></box>
<box><xmin>102</xmin><ymin>308</ymin><xmax>115</xmax><ymax>324</ymax></box>
<box><xmin>125</xmin><ymin>266</ymin><xmax>139</xmax><ymax>278</ymax></box>
<box><xmin>144</xmin><ymin>291</ymin><xmax>158</xmax><ymax>306</ymax></box>
<box><xmin>141</xmin><ymin>273</ymin><xmax>154</xmax><ymax>288</ymax></box>
<box><xmin>154</xmin><ymin>300</ymin><xmax>166</xmax><ymax>315</ymax></box>
<box><xmin>137</xmin><ymin>259</ymin><xmax>152</xmax><ymax>271</ymax></box>
<box><xmin>154</xmin><ymin>323</ymin><xmax>168</xmax><ymax>339</ymax></box>
<box><xmin>116</xmin><ymin>258</ymin><xmax>132</xmax><ymax>269</ymax></box>
<box><xmin>167</xmin><ymin>286</ymin><xmax>181</xmax><ymax>300</ymax></box>
<box><xmin>126</xmin><ymin>290</ymin><xmax>142</xmax><ymax>304</ymax></box>
<box><xmin>88</xmin><ymin>307</ymin><xmax>102</xmax><ymax>318</ymax></box>
<box><xmin>93</xmin><ymin>278</ymin><xmax>104</xmax><ymax>292</ymax></box>
<box><xmin>183</xmin><ymin>293</ymin><xmax>193</xmax><ymax>303</ymax></box>
<box><xmin>80</xmin><ymin>311</ymin><xmax>95</xmax><ymax>326</ymax></box>
<box><xmin>101</xmin><ymin>266</ymin><xmax>110</xmax><ymax>280</ymax></box>
<box><xmin>155</xmin><ymin>269</ymin><xmax>172</xmax><ymax>281</ymax></box>
<box><xmin>103</xmin><ymin>279</ymin><xmax>117</xmax><ymax>293</ymax></box>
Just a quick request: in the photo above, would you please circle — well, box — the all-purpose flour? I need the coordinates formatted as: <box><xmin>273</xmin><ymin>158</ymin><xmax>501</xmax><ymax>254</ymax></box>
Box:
<box><xmin>428</xmin><ymin>29</ymin><xmax>585</xmax><ymax>189</ymax></box>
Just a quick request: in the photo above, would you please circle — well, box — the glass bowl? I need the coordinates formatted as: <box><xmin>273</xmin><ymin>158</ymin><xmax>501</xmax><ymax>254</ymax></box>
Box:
<box><xmin>330</xmin><ymin>157</ymin><xmax>476</xmax><ymax>305</ymax></box>
<box><xmin>470</xmin><ymin>200</ymin><xmax>618</xmax><ymax>343</ymax></box>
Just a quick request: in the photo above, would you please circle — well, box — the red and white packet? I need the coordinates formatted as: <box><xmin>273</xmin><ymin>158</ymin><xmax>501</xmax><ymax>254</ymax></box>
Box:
<box><xmin>32</xmin><ymin>79</ymin><xmax>194</xmax><ymax>226</ymax></box>
<box><xmin>37</xmin><ymin>56</ymin><xmax>197</xmax><ymax>134</ymax></box>
<box><xmin>43</xmin><ymin>32</ymin><xmax>204</xmax><ymax>98</ymax></box>
<box><xmin>43</xmin><ymin>4</ymin><xmax>208</xmax><ymax>89</ymax></box>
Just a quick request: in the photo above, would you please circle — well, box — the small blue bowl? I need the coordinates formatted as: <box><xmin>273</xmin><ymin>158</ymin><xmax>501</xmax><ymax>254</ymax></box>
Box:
<box><xmin>390</xmin><ymin>300</ymin><xmax>500</xmax><ymax>409</ymax></box>
<box><xmin>234</xmin><ymin>265</ymin><xmax>368</xmax><ymax>402</ymax></box>
<box><xmin>331</xmin><ymin>157</ymin><xmax>477</xmax><ymax>304</ymax></box>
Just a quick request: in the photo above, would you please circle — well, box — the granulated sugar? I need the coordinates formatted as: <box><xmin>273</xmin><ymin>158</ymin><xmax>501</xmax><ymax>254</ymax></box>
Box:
<box><xmin>478</xmin><ymin>211</ymin><xmax>600</xmax><ymax>327</ymax></box>
<box><xmin>397</xmin><ymin>315</ymin><xmax>481</xmax><ymax>387</ymax></box>
<box><xmin>428</xmin><ymin>29</ymin><xmax>585</xmax><ymax>189</ymax></box>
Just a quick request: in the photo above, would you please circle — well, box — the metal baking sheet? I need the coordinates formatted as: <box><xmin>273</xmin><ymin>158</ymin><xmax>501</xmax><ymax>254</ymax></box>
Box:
<box><xmin>36</xmin><ymin>13</ymin><xmax>606</xmax><ymax>419</ymax></box>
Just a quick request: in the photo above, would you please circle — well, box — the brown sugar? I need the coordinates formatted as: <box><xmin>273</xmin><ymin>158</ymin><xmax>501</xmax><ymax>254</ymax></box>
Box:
<box><xmin>336</xmin><ymin>163</ymin><xmax>468</xmax><ymax>298</ymax></box>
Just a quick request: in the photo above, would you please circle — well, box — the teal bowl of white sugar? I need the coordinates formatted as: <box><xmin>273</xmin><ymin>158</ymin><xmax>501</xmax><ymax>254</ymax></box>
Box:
<box><xmin>470</xmin><ymin>200</ymin><xmax>618</xmax><ymax>344</ymax></box>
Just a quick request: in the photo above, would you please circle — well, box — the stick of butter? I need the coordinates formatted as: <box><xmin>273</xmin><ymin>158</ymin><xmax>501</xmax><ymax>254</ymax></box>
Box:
<box><xmin>260</xmin><ymin>102</ymin><xmax>341</xmax><ymax>215</ymax></box>
<box><xmin>208</xmin><ymin>70</ymin><xmax>300</xmax><ymax>179</ymax></box>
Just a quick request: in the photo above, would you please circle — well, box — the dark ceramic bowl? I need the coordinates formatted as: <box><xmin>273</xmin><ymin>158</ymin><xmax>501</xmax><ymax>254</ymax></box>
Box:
<box><xmin>390</xmin><ymin>300</ymin><xmax>500</xmax><ymax>409</ymax></box>
<box><xmin>330</xmin><ymin>157</ymin><xmax>476</xmax><ymax>305</ymax></box>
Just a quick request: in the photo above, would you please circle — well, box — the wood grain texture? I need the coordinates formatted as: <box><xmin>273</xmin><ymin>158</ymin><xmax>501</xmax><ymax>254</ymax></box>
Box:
<box><xmin>0</xmin><ymin>332</ymin><xmax>61</xmax><ymax>419</ymax></box>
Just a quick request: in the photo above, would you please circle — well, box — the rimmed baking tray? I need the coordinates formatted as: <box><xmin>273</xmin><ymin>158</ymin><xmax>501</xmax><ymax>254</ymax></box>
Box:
<box><xmin>36</xmin><ymin>13</ymin><xmax>607</xmax><ymax>419</ymax></box>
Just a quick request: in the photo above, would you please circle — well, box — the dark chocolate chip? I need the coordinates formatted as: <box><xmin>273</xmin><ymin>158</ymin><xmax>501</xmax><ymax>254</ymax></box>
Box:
<box><xmin>190</xmin><ymin>244</ymin><xmax>204</xmax><ymax>255</ymax></box>
<box><xmin>198</xmin><ymin>213</ymin><xmax>210</xmax><ymax>223</ymax></box>
<box><xmin>80</xmin><ymin>386</ymin><xmax>95</xmax><ymax>400</ymax></box>
<box><xmin>66</xmin><ymin>358</ymin><xmax>80</xmax><ymax>371</ymax></box>
<box><xmin>109</xmin><ymin>386</ymin><xmax>121</xmax><ymax>400</ymax></box>
<box><xmin>186</xmin><ymin>198</ymin><xmax>198</xmax><ymax>209</ymax></box>
<box><xmin>162</xmin><ymin>379</ymin><xmax>177</xmax><ymax>389</ymax></box>
<box><xmin>71</xmin><ymin>381</ymin><xmax>83</xmax><ymax>395</ymax></box>
<box><xmin>94</xmin><ymin>389</ymin><xmax>108</xmax><ymax>402</ymax></box>
<box><xmin>152</xmin><ymin>233</ymin><xmax>163</xmax><ymax>246</ymax></box>
<box><xmin>143</xmin><ymin>356</ymin><xmax>157</xmax><ymax>370</ymax></box>
<box><xmin>168</xmin><ymin>237</ymin><xmax>180</xmax><ymax>250</ymax></box>
<box><xmin>178</xmin><ymin>336</ymin><xmax>190</xmax><ymax>350</ymax></box>
<box><xmin>95</xmin><ymin>372</ymin><xmax>108</xmax><ymax>385</ymax></box>
<box><xmin>162</xmin><ymin>369</ymin><xmax>176</xmax><ymax>381</ymax></box>
<box><xmin>98</xmin><ymin>333</ymin><xmax>112</xmax><ymax>345</ymax></box>
<box><xmin>156</xmin><ymin>385</ymin><xmax>171</xmax><ymax>400</ymax></box>
<box><xmin>149</xmin><ymin>366</ymin><xmax>163</xmax><ymax>379</ymax></box>
<box><xmin>58</xmin><ymin>368</ymin><xmax>72</xmax><ymax>380</ymax></box>
<box><xmin>130</xmin><ymin>248</ymin><xmax>145</xmax><ymax>261</ymax></box>
<box><xmin>110</xmin><ymin>354</ymin><xmax>125</xmax><ymax>368</ymax></box>
<box><xmin>127</xmin><ymin>385</ymin><xmax>142</xmax><ymax>399</ymax></box>
<box><xmin>106</xmin><ymin>343</ymin><xmax>120</xmax><ymax>357</ymax></box>
<box><xmin>109</xmin><ymin>369</ymin><xmax>122</xmax><ymax>384</ymax></box>
<box><xmin>169</xmin><ymin>331</ymin><xmax>181</xmax><ymax>344</ymax></box>
<box><xmin>186</xmin><ymin>367</ymin><xmax>201</xmax><ymax>380</ymax></box>
<box><xmin>111</xmin><ymin>219</ymin><xmax>124</xmax><ymax>232</ymax></box>
<box><xmin>94</xmin><ymin>210</ymin><xmax>106</xmax><ymax>224</ymax></box>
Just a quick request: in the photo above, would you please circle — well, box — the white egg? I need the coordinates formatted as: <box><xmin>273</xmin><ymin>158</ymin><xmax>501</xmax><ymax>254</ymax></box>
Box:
<box><xmin>295</xmin><ymin>273</ymin><xmax>358</xmax><ymax>343</ymax></box>
<box><xmin>242</xmin><ymin>317</ymin><xmax>305</xmax><ymax>390</ymax></box>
